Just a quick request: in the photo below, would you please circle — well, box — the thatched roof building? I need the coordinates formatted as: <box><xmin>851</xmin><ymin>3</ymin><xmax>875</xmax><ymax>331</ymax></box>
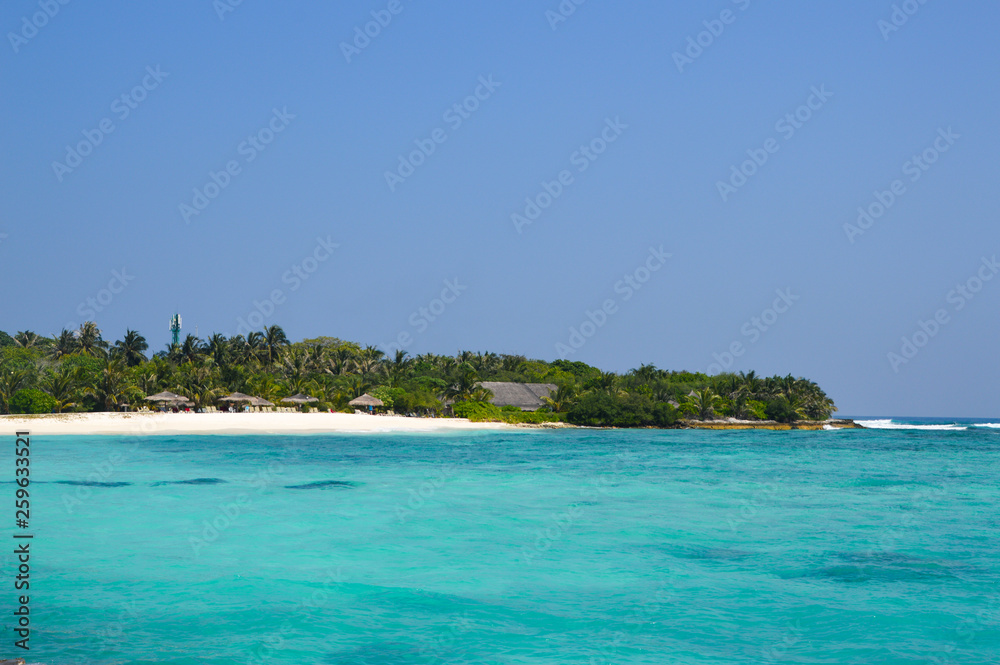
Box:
<box><xmin>349</xmin><ymin>394</ymin><xmax>384</xmax><ymax>408</ymax></box>
<box><xmin>478</xmin><ymin>382</ymin><xmax>557</xmax><ymax>412</ymax></box>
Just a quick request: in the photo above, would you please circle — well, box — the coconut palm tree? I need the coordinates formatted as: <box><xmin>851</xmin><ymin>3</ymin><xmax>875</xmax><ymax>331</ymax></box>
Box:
<box><xmin>42</xmin><ymin>367</ymin><xmax>81</xmax><ymax>413</ymax></box>
<box><xmin>683</xmin><ymin>387</ymin><xmax>721</xmax><ymax>421</ymax></box>
<box><xmin>542</xmin><ymin>382</ymin><xmax>578</xmax><ymax>412</ymax></box>
<box><xmin>50</xmin><ymin>329</ymin><xmax>78</xmax><ymax>360</ymax></box>
<box><xmin>345</xmin><ymin>375</ymin><xmax>372</xmax><ymax>400</ymax></box>
<box><xmin>385</xmin><ymin>350</ymin><xmax>412</xmax><ymax>387</ymax></box>
<box><xmin>206</xmin><ymin>333</ymin><xmax>229</xmax><ymax>367</ymax></box>
<box><xmin>246</xmin><ymin>372</ymin><xmax>281</xmax><ymax>402</ymax></box>
<box><xmin>261</xmin><ymin>325</ymin><xmax>289</xmax><ymax>365</ymax></box>
<box><xmin>112</xmin><ymin>329</ymin><xmax>148</xmax><ymax>367</ymax></box>
<box><xmin>84</xmin><ymin>358</ymin><xmax>132</xmax><ymax>412</ymax></box>
<box><xmin>14</xmin><ymin>331</ymin><xmax>44</xmax><ymax>349</ymax></box>
<box><xmin>0</xmin><ymin>369</ymin><xmax>31</xmax><ymax>414</ymax></box>
<box><xmin>134</xmin><ymin>367</ymin><xmax>159</xmax><ymax>396</ymax></box>
<box><xmin>443</xmin><ymin>367</ymin><xmax>483</xmax><ymax>402</ymax></box>
<box><xmin>322</xmin><ymin>346</ymin><xmax>355</xmax><ymax>376</ymax></box>
<box><xmin>178</xmin><ymin>335</ymin><xmax>206</xmax><ymax>364</ymax></box>
<box><xmin>175</xmin><ymin>363</ymin><xmax>223</xmax><ymax>408</ymax></box>
<box><xmin>76</xmin><ymin>322</ymin><xmax>108</xmax><ymax>357</ymax></box>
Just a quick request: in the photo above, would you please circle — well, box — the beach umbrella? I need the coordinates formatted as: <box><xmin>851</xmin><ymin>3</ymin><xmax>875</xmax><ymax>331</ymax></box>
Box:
<box><xmin>349</xmin><ymin>394</ymin><xmax>384</xmax><ymax>412</ymax></box>
<box><xmin>219</xmin><ymin>392</ymin><xmax>255</xmax><ymax>402</ymax></box>
<box><xmin>219</xmin><ymin>392</ymin><xmax>273</xmax><ymax>408</ymax></box>
<box><xmin>145</xmin><ymin>390</ymin><xmax>188</xmax><ymax>403</ymax></box>
<box><xmin>281</xmin><ymin>393</ymin><xmax>319</xmax><ymax>404</ymax></box>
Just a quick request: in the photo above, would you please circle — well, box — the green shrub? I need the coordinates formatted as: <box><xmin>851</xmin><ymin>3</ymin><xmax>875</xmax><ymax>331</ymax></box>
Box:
<box><xmin>453</xmin><ymin>401</ymin><xmax>502</xmax><ymax>420</ymax></box>
<box><xmin>567</xmin><ymin>392</ymin><xmax>678</xmax><ymax>428</ymax></box>
<box><xmin>747</xmin><ymin>400</ymin><xmax>767</xmax><ymax>420</ymax></box>
<box><xmin>764</xmin><ymin>396</ymin><xmax>800</xmax><ymax>423</ymax></box>
<box><xmin>10</xmin><ymin>389</ymin><xmax>57</xmax><ymax>414</ymax></box>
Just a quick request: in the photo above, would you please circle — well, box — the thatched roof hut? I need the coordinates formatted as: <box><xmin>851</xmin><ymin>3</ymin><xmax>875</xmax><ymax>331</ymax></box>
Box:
<box><xmin>145</xmin><ymin>390</ymin><xmax>188</xmax><ymax>403</ymax></box>
<box><xmin>478</xmin><ymin>382</ymin><xmax>556</xmax><ymax>412</ymax></box>
<box><xmin>281</xmin><ymin>393</ymin><xmax>319</xmax><ymax>404</ymax></box>
<box><xmin>220</xmin><ymin>392</ymin><xmax>273</xmax><ymax>407</ymax></box>
<box><xmin>349</xmin><ymin>394</ymin><xmax>384</xmax><ymax>408</ymax></box>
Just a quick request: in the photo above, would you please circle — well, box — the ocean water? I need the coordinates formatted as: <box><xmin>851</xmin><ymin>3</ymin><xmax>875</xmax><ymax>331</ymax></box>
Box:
<box><xmin>6</xmin><ymin>422</ymin><xmax>1000</xmax><ymax>664</ymax></box>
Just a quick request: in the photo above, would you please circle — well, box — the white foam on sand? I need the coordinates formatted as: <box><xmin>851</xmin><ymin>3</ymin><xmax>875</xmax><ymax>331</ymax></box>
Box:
<box><xmin>0</xmin><ymin>412</ymin><xmax>513</xmax><ymax>436</ymax></box>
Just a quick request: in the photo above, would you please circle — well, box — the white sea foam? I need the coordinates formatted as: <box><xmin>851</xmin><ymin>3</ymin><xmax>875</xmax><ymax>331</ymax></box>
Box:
<box><xmin>856</xmin><ymin>419</ymin><xmax>968</xmax><ymax>431</ymax></box>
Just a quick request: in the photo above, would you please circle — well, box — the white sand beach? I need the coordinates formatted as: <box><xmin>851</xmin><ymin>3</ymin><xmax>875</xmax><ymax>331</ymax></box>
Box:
<box><xmin>0</xmin><ymin>411</ymin><xmax>513</xmax><ymax>436</ymax></box>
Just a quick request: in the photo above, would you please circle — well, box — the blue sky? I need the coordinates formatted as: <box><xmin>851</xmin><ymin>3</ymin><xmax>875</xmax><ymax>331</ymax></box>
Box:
<box><xmin>2</xmin><ymin>1</ymin><xmax>998</xmax><ymax>417</ymax></box>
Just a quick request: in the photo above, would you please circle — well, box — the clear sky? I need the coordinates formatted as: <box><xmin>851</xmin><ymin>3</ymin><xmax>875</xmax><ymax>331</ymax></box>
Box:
<box><xmin>2</xmin><ymin>1</ymin><xmax>998</xmax><ymax>417</ymax></box>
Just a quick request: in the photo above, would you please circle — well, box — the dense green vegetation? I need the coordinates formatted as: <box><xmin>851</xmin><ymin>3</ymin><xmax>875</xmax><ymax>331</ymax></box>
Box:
<box><xmin>0</xmin><ymin>324</ymin><xmax>836</xmax><ymax>426</ymax></box>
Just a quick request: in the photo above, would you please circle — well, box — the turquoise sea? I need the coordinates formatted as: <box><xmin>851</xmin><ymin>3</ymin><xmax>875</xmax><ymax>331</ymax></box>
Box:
<box><xmin>5</xmin><ymin>420</ymin><xmax>1000</xmax><ymax>664</ymax></box>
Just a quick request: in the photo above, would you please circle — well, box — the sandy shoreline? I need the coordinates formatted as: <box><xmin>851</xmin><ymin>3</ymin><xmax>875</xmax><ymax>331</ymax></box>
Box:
<box><xmin>0</xmin><ymin>412</ymin><xmax>514</xmax><ymax>436</ymax></box>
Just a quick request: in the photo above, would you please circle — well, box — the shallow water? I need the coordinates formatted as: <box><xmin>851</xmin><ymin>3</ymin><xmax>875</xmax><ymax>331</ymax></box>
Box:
<box><xmin>7</xmin><ymin>425</ymin><xmax>1000</xmax><ymax>664</ymax></box>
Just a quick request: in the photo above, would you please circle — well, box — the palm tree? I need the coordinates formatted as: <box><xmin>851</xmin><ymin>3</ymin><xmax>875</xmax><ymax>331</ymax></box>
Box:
<box><xmin>246</xmin><ymin>373</ymin><xmax>281</xmax><ymax>402</ymax></box>
<box><xmin>179</xmin><ymin>335</ymin><xmax>205</xmax><ymax>364</ymax></box>
<box><xmin>444</xmin><ymin>367</ymin><xmax>483</xmax><ymax>402</ymax></box>
<box><xmin>683</xmin><ymin>387</ymin><xmax>721</xmax><ymax>421</ymax></box>
<box><xmin>352</xmin><ymin>346</ymin><xmax>386</xmax><ymax>378</ymax></box>
<box><xmin>50</xmin><ymin>329</ymin><xmax>78</xmax><ymax>360</ymax></box>
<box><xmin>175</xmin><ymin>363</ymin><xmax>223</xmax><ymax>408</ymax></box>
<box><xmin>134</xmin><ymin>367</ymin><xmax>159</xmax><ymax>396</ymax></box>
<box><xmin>629</xmin><ymin>363</ymin><xmax>659</xmax><ymax>384</ymax></box>
<box><xmin>42</xmin><ymin>367</ymin><xmax>81</xmax><ymax>413</ymax></box>
<box><xmin>385</xmin><ymin>350</ymin><xmax>412</xmax><ymax>387</ymax></box>
<box><xmin>323</xmin><ymin>346</ymin><xmax>355</xmax><ymax>376</ymax></box>
<box><xmin>345</xmin><ymin>375</ymin><xmax>372</xmax><ymax>399</ymax></box>
<box><xmin>112</xmin><ymin>329</ymin><xmax>148</xmax><ymax>367</ymax></box>
<box><xmin>542</xmin><ymin>383</ymin><xmax>577</xmax><ymax>412</ymax></box>
<box><xmin>0</xmin><ymin>369</ymin><xmax>31</xmax><ymax>414</ymax></box>
<box><xmin>499</xmin><ymin>354</ymin><xmax>526</xmax><ymax>373</ymax></box>
<box><xmin>76</xmin><ymin>322</ymin><xmax>108</xmax><ymax>357</ymax></box>
<box><xmin>261</xmin><ymin>325</ymin><xmax>289</xmax><ymax>365</ymax></box>
<box><xmin>206</xmin><ymin>333</ymin><xmax>229</xmax><ymax>367</ymax></box>
<box><xmin>14</xmin><ymin>331</ymin><xmax>44</xmax><ymax>349</ymax></box>
<box><xmin>84</xmin><ymin>358</ymin><xmax>131</xmax><ymax>412</ymax></box>
<box><xmin>246</xmin><ymin>331</ymin><xmax>266</xmax><ymax>363</ymax></box>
